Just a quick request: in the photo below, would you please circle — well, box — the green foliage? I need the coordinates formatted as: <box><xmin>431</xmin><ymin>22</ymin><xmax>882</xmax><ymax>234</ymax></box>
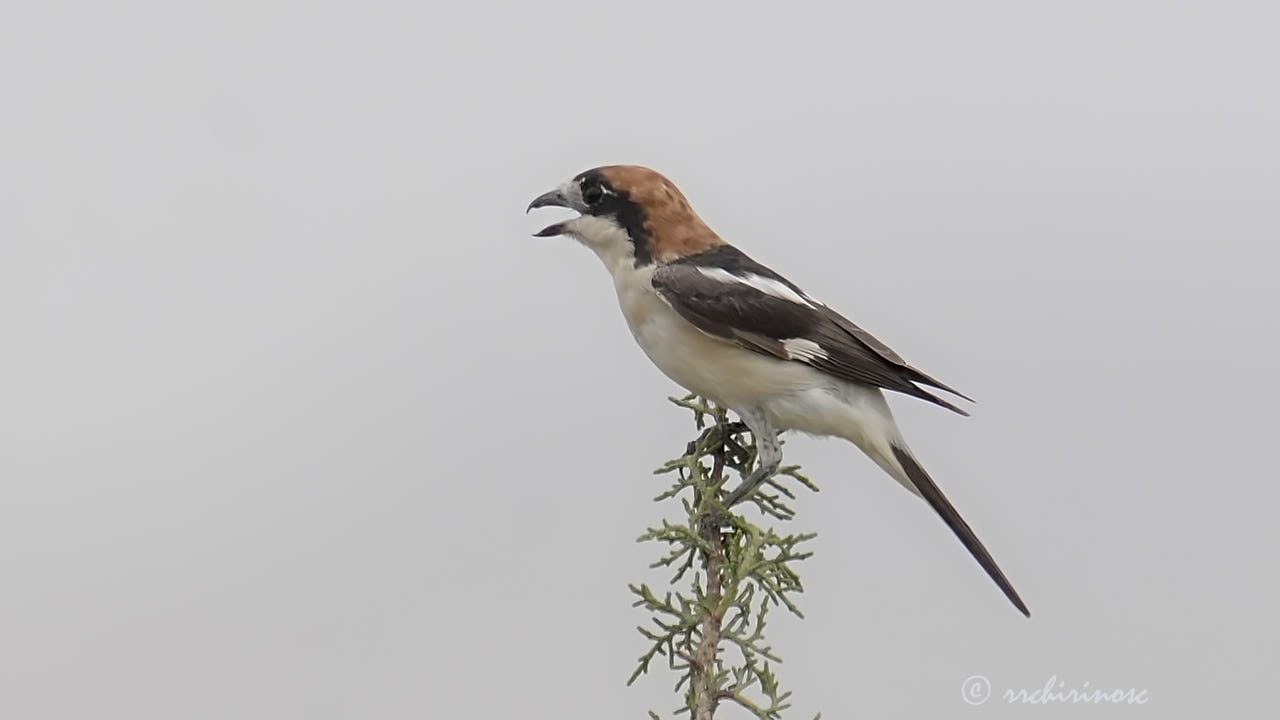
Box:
<box><xmin>629</xmin><ymin>396</ymin><xmax>820</xmax><ymax>720</ymax></box>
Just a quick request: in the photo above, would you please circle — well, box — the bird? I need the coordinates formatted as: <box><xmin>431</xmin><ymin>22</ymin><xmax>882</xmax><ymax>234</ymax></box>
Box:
<box><xmin>527</xmin><ymin>165</ymin><xmax>1029</xmax><ymax>617</ymax></box>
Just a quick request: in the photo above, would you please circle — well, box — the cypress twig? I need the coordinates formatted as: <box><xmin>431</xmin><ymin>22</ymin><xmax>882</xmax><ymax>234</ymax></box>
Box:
<box><xmin>630</xmin><ymin>396</ymin><xmax>820</xmax><ymax>720</ymax></box>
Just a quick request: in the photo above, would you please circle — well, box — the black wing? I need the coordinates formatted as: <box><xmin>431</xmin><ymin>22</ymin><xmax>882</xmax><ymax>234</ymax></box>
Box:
<box><xmin>651</xmin><ymin>246</ymin><xmax>972</xmax><ymax>414</ymax></box>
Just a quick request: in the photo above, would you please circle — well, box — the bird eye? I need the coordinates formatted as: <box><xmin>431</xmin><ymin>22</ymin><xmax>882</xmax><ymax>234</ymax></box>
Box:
<box><xmin>582</xmin><ymin>184</ymin><xmax>604</xmax><ymax>207</ymax></box>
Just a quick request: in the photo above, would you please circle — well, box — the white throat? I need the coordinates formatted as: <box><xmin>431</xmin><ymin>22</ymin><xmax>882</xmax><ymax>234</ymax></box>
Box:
<box><xmin>565</xmin><ymin>214</ymin><xmax>640</xmax><ymax>276</ymax></box>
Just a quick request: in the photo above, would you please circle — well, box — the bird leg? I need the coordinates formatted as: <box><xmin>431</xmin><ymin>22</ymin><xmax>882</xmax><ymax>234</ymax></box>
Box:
<box><xmin>722</xmin><ymin>408</ymin><xmax>781</xmax><ymax>507</ymax></box>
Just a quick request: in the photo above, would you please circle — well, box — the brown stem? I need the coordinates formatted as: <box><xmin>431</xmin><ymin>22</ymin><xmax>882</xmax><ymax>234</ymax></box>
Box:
<box><xmin>693</xmin><ymin>420</ymin><xmax>729</xmax><ymax>720</ymax></box>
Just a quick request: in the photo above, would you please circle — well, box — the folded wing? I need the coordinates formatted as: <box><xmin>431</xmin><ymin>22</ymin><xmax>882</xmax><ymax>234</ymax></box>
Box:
<box><xmin>650</xmin><ymin>247</ymin><xmax>971</xmax><ymax>414</ymax></box>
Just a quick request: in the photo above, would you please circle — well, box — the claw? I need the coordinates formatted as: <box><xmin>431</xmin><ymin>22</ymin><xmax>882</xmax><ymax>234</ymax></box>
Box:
<box><xmin>723</xmin><ymin>462</ymin><xmax>780</xmax><ymax>506</ymax></box>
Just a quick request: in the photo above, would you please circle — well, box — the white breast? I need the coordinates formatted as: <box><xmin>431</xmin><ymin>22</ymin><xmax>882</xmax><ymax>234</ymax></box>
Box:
<box><xmin>606</xmin><ymin>259</ymin><xmax>823</xmax><ymax>409</ymax></box>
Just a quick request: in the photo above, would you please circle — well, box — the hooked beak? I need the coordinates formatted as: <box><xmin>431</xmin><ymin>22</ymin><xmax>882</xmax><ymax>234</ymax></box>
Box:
<box><xmin>527</xmin><ymin>188</ymin><xmax>577</xmax><ymax>237</ymax></box>
<box><xmin>527</xmin><ymin>189</ymin><xmax>570</xmax><ymax>212</ymax></box>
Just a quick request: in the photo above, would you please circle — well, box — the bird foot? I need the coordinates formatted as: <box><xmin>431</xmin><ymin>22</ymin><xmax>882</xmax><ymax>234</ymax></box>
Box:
<box><xmin>722</xmin><ymin>466</ymin><xmax>773</xmax><ymax>507</ymax></box>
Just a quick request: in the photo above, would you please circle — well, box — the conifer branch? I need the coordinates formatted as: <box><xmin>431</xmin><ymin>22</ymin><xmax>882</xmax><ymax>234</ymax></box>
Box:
<box><xmin>630</xmin><ymin>396</ymin><xmax>820</xmax><ymax>720</ymax></box>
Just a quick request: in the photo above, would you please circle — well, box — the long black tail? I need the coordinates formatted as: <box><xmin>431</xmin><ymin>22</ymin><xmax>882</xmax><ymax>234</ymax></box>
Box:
<box><xmin>891</xmin><ymin>445</ymin><xmax>1030</xmax><ymax>617</ymax></box>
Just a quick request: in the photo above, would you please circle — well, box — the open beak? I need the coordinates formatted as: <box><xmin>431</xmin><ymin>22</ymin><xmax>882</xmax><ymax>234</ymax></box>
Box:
<box><xmin>527</xmin><ymin>188</ymin><xmax>576</xmax><ymax>237</ymax></box>
<box><xmin>527</xmin><ymin>189</ymin><xmax>570</xmax><ymax>212</ymax></box>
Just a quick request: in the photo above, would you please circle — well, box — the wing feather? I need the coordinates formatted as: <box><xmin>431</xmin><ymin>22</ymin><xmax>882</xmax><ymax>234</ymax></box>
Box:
<box><xmin>651</xmin><ymin>251</ymin><xmax>971</xmax><ymax>414</ymax></box>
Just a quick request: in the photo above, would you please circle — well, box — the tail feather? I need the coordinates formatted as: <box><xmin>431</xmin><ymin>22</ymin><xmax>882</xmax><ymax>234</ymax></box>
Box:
<box><xmin>890</xmin><ymin>445</ymin><xmax>1030</xmax><ymax>617</ymax></box>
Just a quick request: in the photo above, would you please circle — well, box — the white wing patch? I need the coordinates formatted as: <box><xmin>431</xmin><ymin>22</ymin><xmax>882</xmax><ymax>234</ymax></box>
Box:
<box><xmin>782</xmin><ymin>337</ymin><xmax>828</xmax><ymax>362</ymax></box>
<box><xmin>695</xmin><ymin>267</ymin><xmax>814</xmax><ymax>307</ymax></box>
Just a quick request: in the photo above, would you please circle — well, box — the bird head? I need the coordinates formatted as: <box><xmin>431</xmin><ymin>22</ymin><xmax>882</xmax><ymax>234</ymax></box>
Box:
<box><xmin>527</xmin><ymin>165</ymin><xmax>723</xmax><ymax>267</ymax></box>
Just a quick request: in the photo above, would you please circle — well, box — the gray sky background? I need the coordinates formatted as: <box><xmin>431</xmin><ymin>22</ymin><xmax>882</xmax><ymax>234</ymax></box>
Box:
<box><xmin>2</xmin><ymin>2</ymin><xmax>1277</xmax><ymax>717</ymax></box>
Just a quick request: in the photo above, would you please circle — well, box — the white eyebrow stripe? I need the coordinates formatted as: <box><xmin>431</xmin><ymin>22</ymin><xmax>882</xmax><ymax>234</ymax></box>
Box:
<box><xmin>695</xmin><ymin>267</ymin><xmax>814</xmax><ymax>307</ymax></box>
<box><xmin>782</xmin><ymin>337</ymin><xmax>827</xmax><ymax>361</ymax></box>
